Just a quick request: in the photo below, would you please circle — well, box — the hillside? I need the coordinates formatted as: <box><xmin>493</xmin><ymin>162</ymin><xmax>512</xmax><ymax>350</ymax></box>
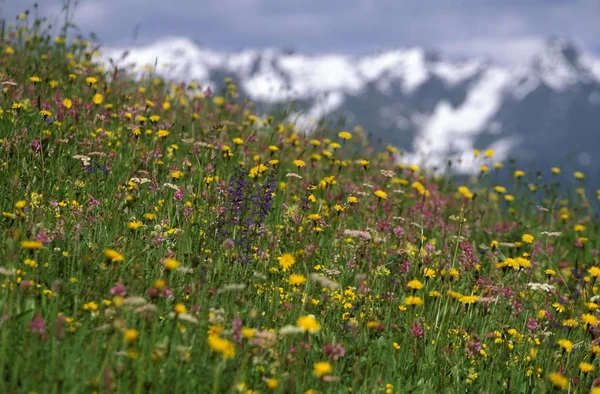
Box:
<box><xmin>1</xmin><ymin>10</ymin><xmax>600</xmax><ymax>394</ymax></box>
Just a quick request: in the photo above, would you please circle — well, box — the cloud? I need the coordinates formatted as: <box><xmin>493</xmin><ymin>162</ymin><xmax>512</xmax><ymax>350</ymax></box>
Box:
<box><xmin>3</xmin><ymin>0</ymin><xmax>599</xmax><ymax>63</ymax></box>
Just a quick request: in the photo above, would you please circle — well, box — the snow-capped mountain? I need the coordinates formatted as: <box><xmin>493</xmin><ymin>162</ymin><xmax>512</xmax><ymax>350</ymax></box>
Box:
<box><xmin>103</xmin><ymin>37</ymin><xmax>600</xmax><ymax>176</ymax></box>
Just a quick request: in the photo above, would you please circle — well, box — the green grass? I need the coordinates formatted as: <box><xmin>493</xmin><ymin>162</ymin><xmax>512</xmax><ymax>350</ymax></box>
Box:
<box><xmin>1</xmin><ymin>9</ymin><xmax>600</xmax><ymax>394</ymax></box>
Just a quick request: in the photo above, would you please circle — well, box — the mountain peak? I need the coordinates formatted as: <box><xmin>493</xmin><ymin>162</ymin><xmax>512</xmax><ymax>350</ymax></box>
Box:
<box><xmin>542</xmin><ymin>37</ymin><xmax>580</xmax><ymax>65</ymax></box>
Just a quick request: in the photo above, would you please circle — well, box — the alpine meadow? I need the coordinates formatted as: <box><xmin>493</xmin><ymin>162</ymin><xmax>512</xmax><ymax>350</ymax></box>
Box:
<box><xmin>3</xmin><ymin>6</ymin><xmax>600</xmax><ymax>394</ymax></box>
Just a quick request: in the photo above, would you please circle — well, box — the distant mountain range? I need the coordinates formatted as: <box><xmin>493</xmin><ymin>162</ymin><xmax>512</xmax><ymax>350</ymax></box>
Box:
<box><xmin>103</xmin><ymin>37</ymin><xmax>600</xmax><ymax>177</ymax></box>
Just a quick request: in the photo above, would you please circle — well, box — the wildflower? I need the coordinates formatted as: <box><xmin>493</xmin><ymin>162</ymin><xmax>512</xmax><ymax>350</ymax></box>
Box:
<box><xmin>589</xmin><ymin>267</ymin><xmax>600</xmax><ymax>277</ymax></box>
<box><xmin>20</xmin><ymin>240</ymin><xmax>43</xmax><ymax>250</ymax></box>
<box><xmin>207</xmin><ymin>335</ymin><xmax>235</xmax><ymax>359</ymax></box>
<box><xmin>170</xmin><ymin>171</ymin><xmax>184</xmax><ymax>180</ymax></box>
<box><xmin>265</xmin><ymin>378</ymin><xmax>279</xmax><ymax>389</ymax></box>
<box><xmin>289</xmin><ymin>274</ymin><xmax>306</xmax><ymax>286</ymax></box>
<box><xmin>297</xmin><ymin>315</ymin><xmax>320</xmax><ymax>333</ymax></box>
<box><xmin>548</xmin><ymin>372</ymin><xmax>568</xmax><ymax>390</ymax></box>
<box><xmin>92</xmin><ymin>94</ymin><xmax>103</xmax><ymax>105</ymax></box>
<box><xmin>338</xmin><ymin>131</ymin><xmax>352</xmax><ymax>140</ymax></box>
<box><xmin>62</xmin><ymin>98</ymin><xmax>72</xmax><ymax>109</ymax></box>
<box><xmin>347</xmin><ymin>196</ymin><xmax>358</xmax><ymax>204</ymax></box>
<box><xmin>407</xmin><ymin>279</ymin><xmax>423</xmax><ymax>290</ymax></box>
<box><xmin>374</xmin><ymin>190</ymin><xmax>387</xmax><ymax>200</ymax></box>
<box><xmin>551</xmin><ymin>167</ymin><xmax>561</xmax><ymax>174</ymax></box>
<box><xmin>313</xmin><ymin>361</ymin><xmax>333</xmax><ymax>377</ymax></box>
<box><xmin>293</xmin><ymin>159</ymin><xmax>306</xmax><ymax>168</ymax></box>
<box><xmin>458</xmin><ymin>186</ymin><xmax>473</xmax><ymax>199</ymax></box>
<box><xmin>404</xmin><ymin>296</ymin><xmax>423</xmax><ymax>306</ymax></box>
<box><xmin>83</xmin><ymin>302</ymin><xmax>99</xmax><ymax>312</ymax></box>
<box><xmin>163</xmin><ymin>258</ymin><xmax>180</xmax><ymax>271</ymax></box>
<box><xmin>581</xmin><ymin>313</ymin><xmax>599</xmax><ymax>327</ymax></box>
<box><xmin>459</xmin><ymin>295</ymin><xmax>479</xmax><ymax>304</ymax></box>
<box><xmin>579</xmin><ymin>362</ymin><xmax>594</xmax><ymax>373</ymax></box>
<box><xmin>522</xmin><ymin>234</ymin><xmax>534</xmax><ymax>244</ymax></box>
<box><xmin>423</xmin><ymin>268</ymin><xmax>436</xmax><ymax>278</ymax></box>
<box><xmin>174</xmin><ymin>303</ymin><xmax>187</xmax><ymax>314</ymax></box>
<box><xmin>124</xmin><ymin>329</ymin><xmax>139</xmax><ymax>343</ymax></box>
<box><xmin>278</xmin><ymin>253</ymin><xmax>296</xmax><ymax>271</ymax></box>
<box><xmin>29</xmin><ymin>315</ymin><xmax>46</xmax><ymax>335</ymax></box>
<box><xmin>127</xmin><ymin>221</ymin><xmax>143</xmax><ymax>230</ymax></box>
<box><xmin>574</xmin><ymin>171</ymin><xmax>585</xmax><ymax>180</ymax></box>
<box><xmin>484</xmin><ymin>149</ymin><xmax>495</xmax><ymax>157</ymax></box>
<box><xmin>514</xmin><ymin>170</ymin><xmax>525</xmax><ymax>178</ymax></box>
<box><xmin>157</xmin><ymin>130</ymin><xmax>170</xmax><ymax>138</ymax></box>
<box><xmin>557</xmin><ymin>339</ymin><xmax>574</xmax><ymax>352</ymax></box>
<box><xmin>104</xmin><ymin>249</ymin><xmax>123</xmax><ymax>263</ymax></box>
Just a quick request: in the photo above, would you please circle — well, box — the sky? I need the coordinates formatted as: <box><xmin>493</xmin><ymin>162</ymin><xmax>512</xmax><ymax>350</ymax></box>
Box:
<box><xmin>1</xmin><ymin>0</ymin><xmax>599</xmax><ymax>64</ymax></box>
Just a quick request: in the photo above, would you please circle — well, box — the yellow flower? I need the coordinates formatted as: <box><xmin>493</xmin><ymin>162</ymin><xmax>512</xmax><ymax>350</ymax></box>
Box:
<box><xmin>297</xmin><ymin>315</ymin><xmax>320</xmax><ymax>333</ymax></box>
<box><xmin>457</xmin><ymin>186</ymin><xmax>473</xmax><ymax>199</ymax></box>
<box><xmin>123</xmin><ymin>329</ymin><xmax>139</xmax><ymax>343</ymax></box>
<box><xmin>313</xmin><ymin>361</ymin><xmax>332</xmax><ymax>377</ymax></box>
<box><xmin>20</xmin><ymin>240</ymin><xmax>43</xmax><ymax>250</ymax></box>
<box><xmin>374</xmin><ymin>190</ymin><xmax>388</xmax><ymax>200</ymax></box>
<box><xmin>423</xmin><ymin>268</ymin><xmax>436</xmax><ymax>278</ymax></box>
<box><xmin>347</xmin><ymin>196</ymin><xmax>358</xmax><ymax>204</ymax></box>
<box><xmin>163</xmin><ymin>258</ymin><xmax>180</xmax><ymax>271</ymax></box>
<box><xmin>581</xmin><ymin>313</ymin><xmax>599</xmax><ymax>327</ymax></box>
<box><xmin>404</xmin><ymin>296</ymin><xmax>423</xmax><ymax>306</ymax></box>
<box><xmin>103</xmin><ymin>249</ymin><xmax>123</xmax><ymax>263</ymax></box>
<box><xmin>83</xmin><ymin>301</ymin><xmax>99</xmax><ymax>312</ymax></box>
<box><xmin>557</xmin><ymin>339</ymin><xmax>573</xmax><ymax>352</ymax></box>
<box><xmin>338</xmin><ymin>131</ymin><xmax>352</xmax><ymax>140</ymax></box>
<box><xmin>62</xmin><ymin>98</ymin><xmax>72</xmax><ymax>109</ymax></box>
<box><xmin>92</xmin><ymin>93</ymin><xmax>104</xmax><ymax>105</ymax></box>
<box><xmin>266</xmin><ymin>378</ymin><xmax>279</xmax><ymax>390</ymax></box>
<box><xmin>170</xmin><ymin>170</ymin><xmax>184</xmax><ymax>180</ymax></box>
<box><xmin>278</xmin><ymin>253</ymin><xmax>296</xmax><ymax>271</ymax></box>
<box><xmin>579</xmin><ymin>362</ymin><xmax>594</xmax><ymax>373</ymax></box>
<box><xmin>157</xmin><ymin>129</ymin><xmax>170</xmax><ymax>138</ymax></box>
<box><xmin>459</xmin><ymin>295</ymin><xmax>479</xmax><ymax>304</ymax></box>
<box><xmin>293</xmin><ymin>159</ymin><xmax>306</xmax><ymax>168</ymax></box>
<box><xmin>289</xmin><ymin>274</ymin><xmax>306</xmax><ymax>286</ymax></box>
<box><xmin>85</xmin><ymin>76</ymin><xmax>98</xmax><ymax>86</ymax></box>
<box><xmin>174</xmin><ymin>303</ymin><xmax>187</xmax><ymax>314</ymax></box>
<box><xmin>548</xmin><ymin>372</ymin><xmax>568</xmax><ymax>390</ymax></box>
<box><xmin>407</xmin><ymin>279</ymin><xmax>423</xmax><ymax>290</ymax></box>
<box><xmin>589</xmin><ymin>267</ymin><xmax>600</xmax><ymax>277</ymax></box>
<box><xmin>494</xmin><ymin>185</ymin><xmax>506</xmax><ymax>194</ymax></box>
<box><xmin>484</xmin><ymin>149</ymin><xmax>495</xmax><ymax>157</ymax></box>
<box><xmin>522</xmin><ymin>234</ymin><xmax>534</xmax><ymax>244</ymax></box>
<box><xmin>514</xmin><ymin>170</ymin><xmax>525</xmax><ymax>178</ymax></box>
<box><xmin>207</xmin><ymin>334</ymin><xmax>235</xmax><ymax>359</ymax></box>
<box><xmin>127</xmin><ymin>221</ymin><xmax>143</xmax><ymax>230</ymax></box>
<box><xmin>574</xmin><ymin>171</ymin><xmax>585</xmax><ymax>180</ymax></box>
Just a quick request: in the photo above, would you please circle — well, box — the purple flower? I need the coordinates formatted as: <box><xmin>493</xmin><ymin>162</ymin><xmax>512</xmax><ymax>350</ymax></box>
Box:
<box><xmin>29</xmin><ymin>315</ymin><xmax>46</xmax><ymax>335</ymax></box>
<box><xmin>110</xmin><ymin>282</ymin><xmax>127</xmax><ymax>297</ymax></box>
<box><xmin>31</xmin><ymin>139</ymin><xmax>41</xmax><ymax>152</ymax></box>
<box><xmin>411</xmin><ymin>322</ymin><xmax>424</xmax><ymax>338</ymax></box>
<box><xmin>527</xmin><ymin>317</ymin><xmax>540</xmax><ymax>332</ymax></box>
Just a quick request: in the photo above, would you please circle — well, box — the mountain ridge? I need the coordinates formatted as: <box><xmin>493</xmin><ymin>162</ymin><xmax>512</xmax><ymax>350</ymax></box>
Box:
<box><xmin>103</xmin><ymin>37</ymin><xmax>600</xmax><ymax>176</ymax></box>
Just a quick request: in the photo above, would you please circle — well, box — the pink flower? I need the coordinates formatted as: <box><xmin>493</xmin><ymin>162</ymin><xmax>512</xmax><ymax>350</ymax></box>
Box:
<box><xmin>29</xmin><ymin>315</ymin><xmax>46</xmax><ymax>335</ymax></box>
<box><xmin>110</xmin><ymin>282</ymin><xmax>127</xmax><ymax>297</ymax></box>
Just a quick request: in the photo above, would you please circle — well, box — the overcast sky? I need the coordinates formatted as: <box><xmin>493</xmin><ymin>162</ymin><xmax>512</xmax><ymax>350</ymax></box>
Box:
<box><xmin>2</xmin><ymin>0</ymin><xmax>599</xmax><ymax>64</ymax></box>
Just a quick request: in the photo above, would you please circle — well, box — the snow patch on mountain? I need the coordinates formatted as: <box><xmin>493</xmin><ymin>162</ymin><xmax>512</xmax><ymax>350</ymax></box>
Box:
<box><xmin>102</xmin><ymin>36</ymin><xmax>600</xmax><ymax>174</ymax></box>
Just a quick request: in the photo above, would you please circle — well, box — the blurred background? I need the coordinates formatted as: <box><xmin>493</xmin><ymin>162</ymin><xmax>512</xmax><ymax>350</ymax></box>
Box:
<box><xmin>2</xmin><ymin>0</ymin><xmax>600</xmax><ymax>177</ymax></box>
